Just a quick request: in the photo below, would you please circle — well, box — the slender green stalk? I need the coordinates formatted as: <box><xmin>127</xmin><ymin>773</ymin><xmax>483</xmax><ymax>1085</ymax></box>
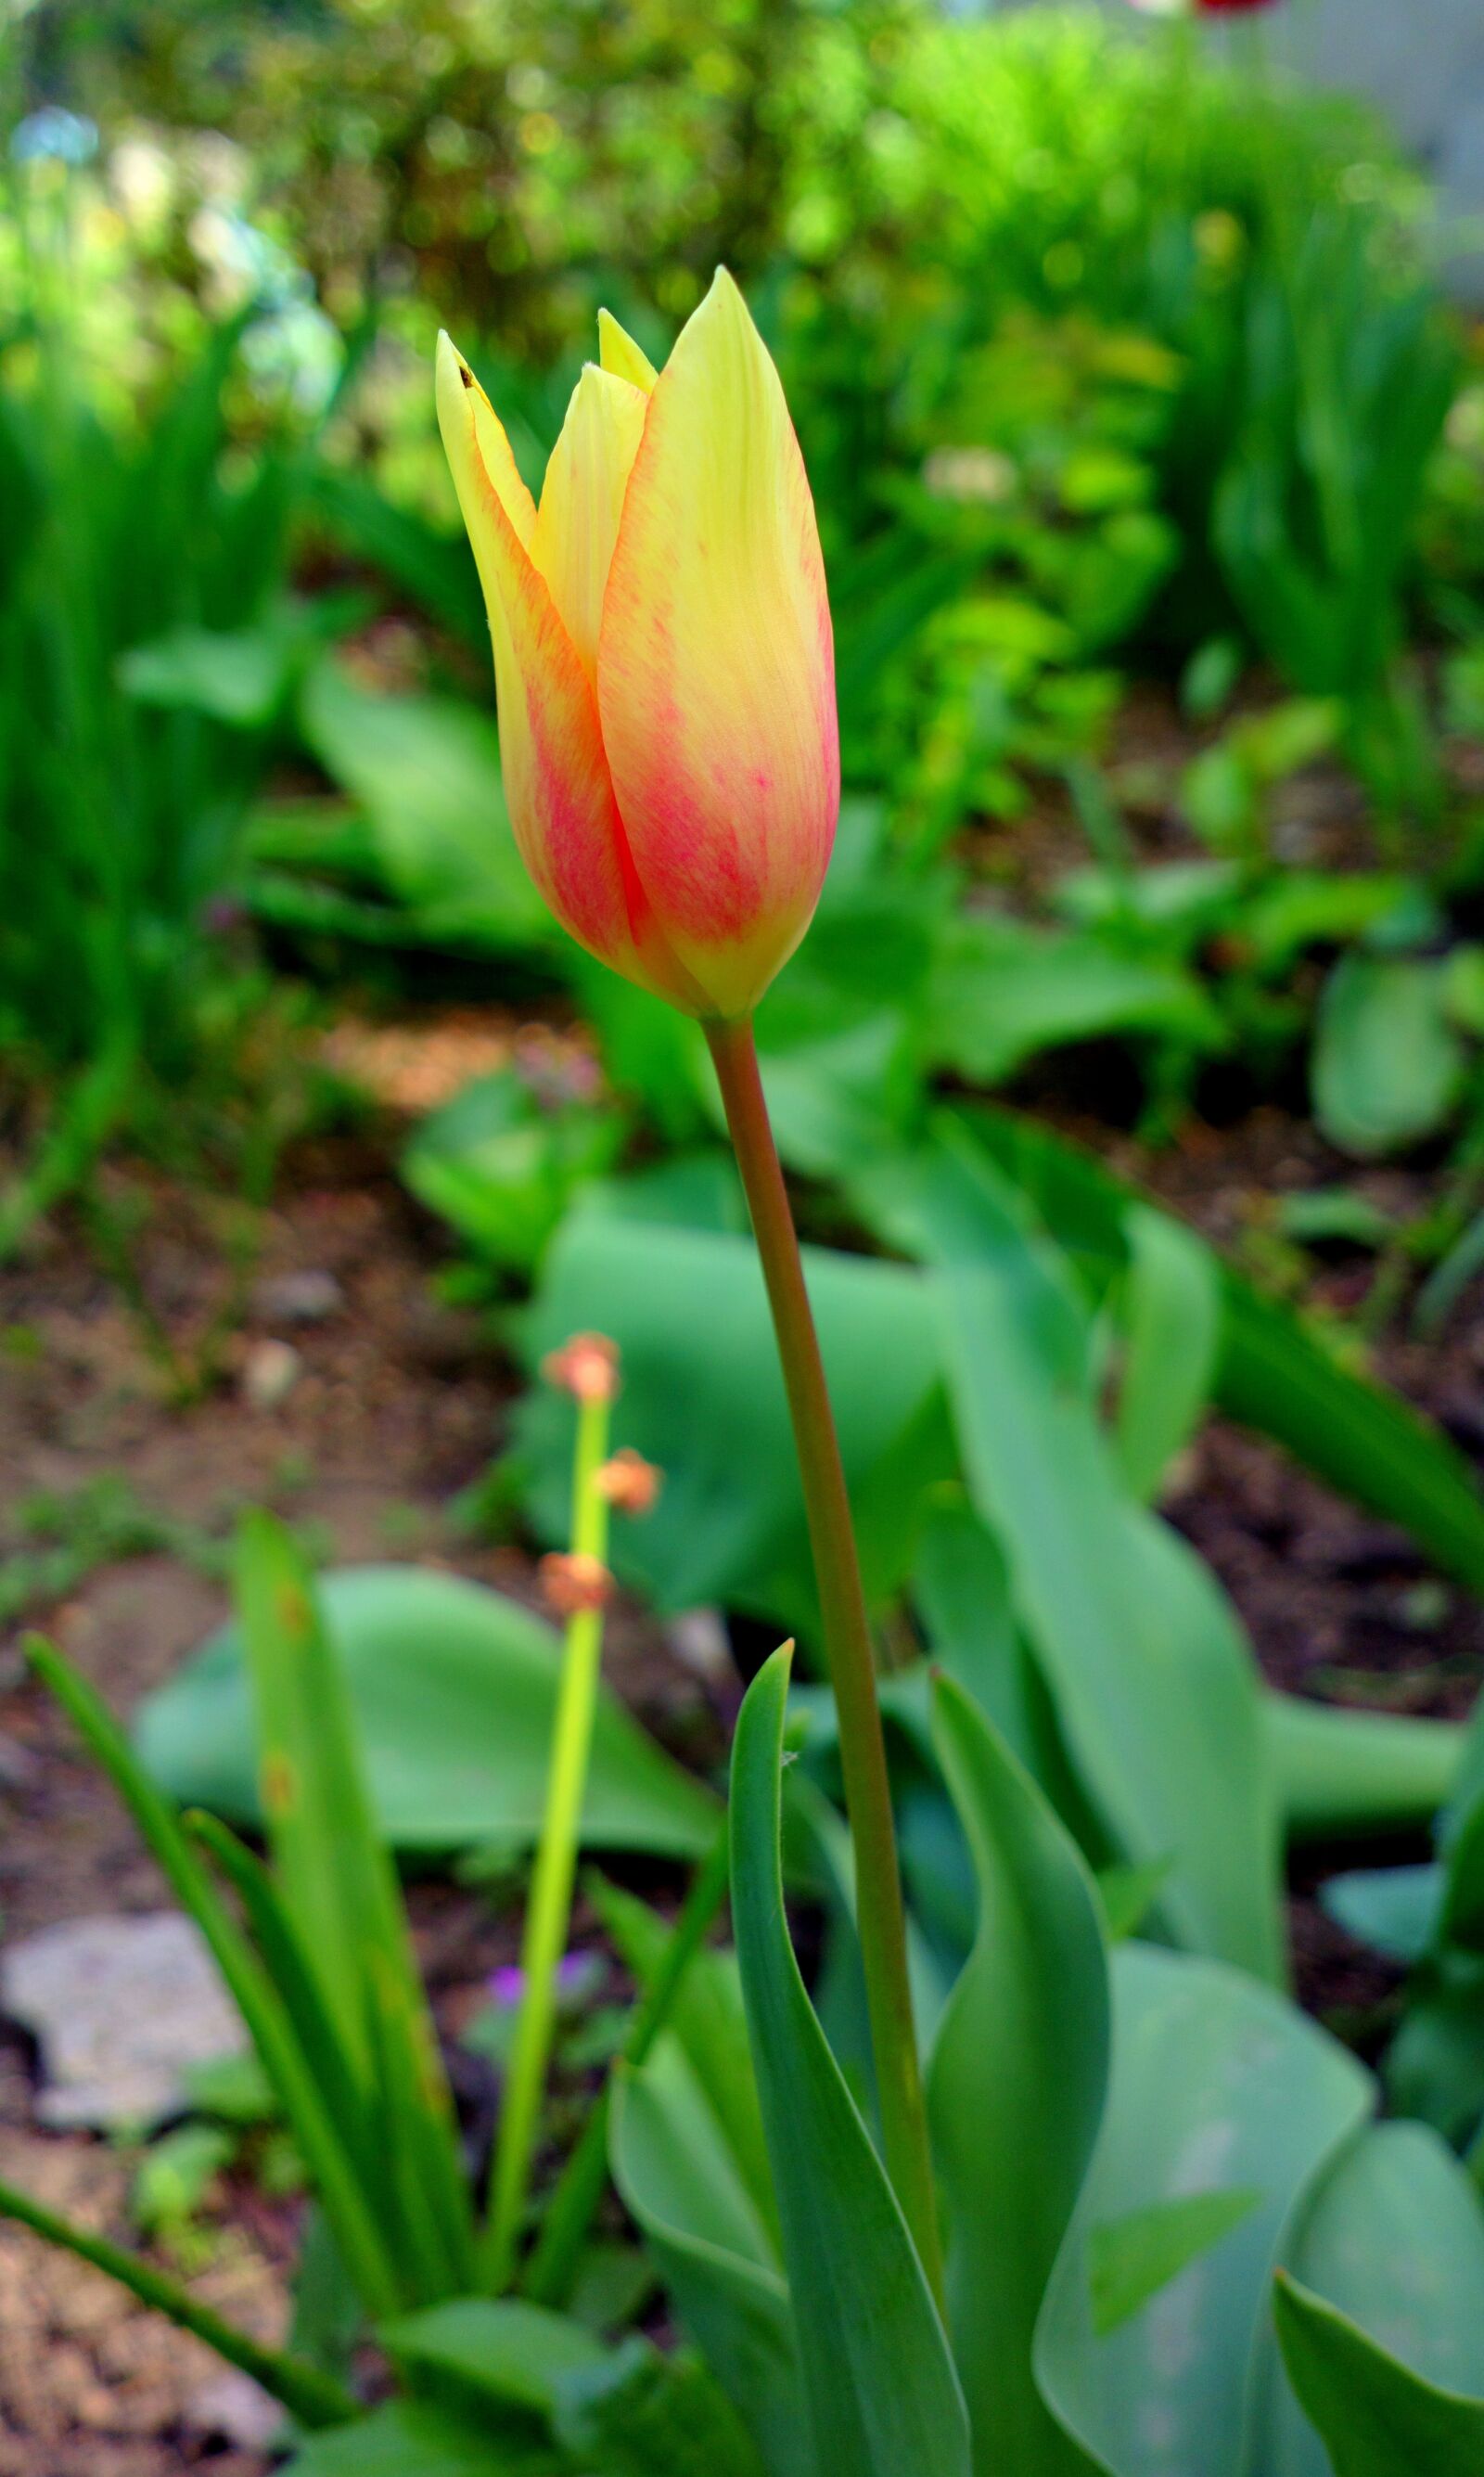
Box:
<box><xmin>0</xmin><ymin>2174</ymin><xmax>357</xmax><ymax>2430</ymax></box>
<box><xmin>522</xmin><ymin>1821</ymin><xmax>732</xmax><ymax>2309</ymax></box>
<box><xmin>483</xmin><ymin>1383</ymin><xmax>613</xmax><ymax>2290</ymax></box>
<box><xmin>705</xmin><ymin>1016</ymin><xmax>943</xmax><ymax>2303</ymax></box>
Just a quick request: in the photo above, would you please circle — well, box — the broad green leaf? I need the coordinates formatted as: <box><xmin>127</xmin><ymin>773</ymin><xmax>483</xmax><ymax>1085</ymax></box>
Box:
<box><xmin>1266</xmin><ymin>1697</ymin><xmax>1464</xmax><ymax>1843</ymax></box>
<box><xmin>119</xmin><ymin>622</ymin><xmax>294</xmax><ymax>724</ymax></box>
<box><xmin>554</xmin><ymin>2335</ymin><xmax>767</xmax><ymax>2476</ymax></box>
<box><xmin>298</xmin><ymin>659</ymin><xmax>550</xmax><ymax>949</ymax></box>
<box><xmin>1087</xmin><ymin>2189</ymin><xmax>1260</xmax><ymax>2338</ymax></box>
<box><xmin>518</xmin><ymin>1206</ymin><xmax>948</xmax><ymax>1633</ymax></box>
<box><xmin>729</xmin><ymin>1647</ymin><xmax>971</xmax><ymax>2477</ymax></box>
<box><xmin>916</xmin><ymin>1135</ymin><xmax>1283</xmax><ymax>1980</ymax></box>
<box><xmin>1319</xmin><ymin>1863</ymin><xmax>1442</xmax><ymax>1964</ymax></box>
<box><xmin>959</xmin><ymin>1105</ymin><xmax>1484</xmax><ymax>1606</ymax></box>
<box><xmin>284</xmin><ymin>2400</ymin><xmax>563</xmax><ymax>2475</ymax></box>
<box><xmin>928</xmin><ymin>915</ymin><xmax>1222</xmax><ymax>1087</ymax></box>
<box><xmin>1112</xmin><ymin>1204</ymin><xmax>1220</xmax><ymax>1503</ymax></box>
<box><xmin>1311</xmin><ymin>954</ymin><xmax>1465</xmax><ymax>1159</ymax></box>
<box><xmin>402</xmin><ymin>1070</ymin><xmax>622</xmax><ymax>1277</ymax></box>
<box><xmin>1272</xmin><ymin>2277</ymin><xmax>1484</xmax><ymax>2477</ymax></box>
<box><xmin>1035</xmin><ymin>1944</ymin><xmax>1372</xmax><ymax>2477</ymax></box>
<box><xmin>610</xmin><ymin>2040</ymin><xmax>812</xmax><ymax>2477</ymax></box>
<box><xmin>928</xmin><ymin>1675</ymin><xmax>1108</xmax><ymax>2474</ymax></box>
<box><xmin>382</xmin><ymin>2295</ymin><xmax>604</xmax><ymax>2428</ymax></box>
<box><xmin>1260</xmin><ymin>2122</ymin><xmax>1484</xmax><ymax>2475</ymax></box>
<box><xmin>134</xmin><ymin>1566</ymin><xmax>717</xmax><ymax>1859</ymax></box>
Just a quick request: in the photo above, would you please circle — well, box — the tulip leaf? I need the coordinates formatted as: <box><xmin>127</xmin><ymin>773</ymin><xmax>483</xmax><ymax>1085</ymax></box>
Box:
<box><xmin>283</xmin><ymin>2400</ymin><xmax>562</xmax><ymax>2475</ymax></box>
<box><xmin>1258</xmin><ymin>2121</ymin><xmax>1484</xmax><ymax>2476</ymax></box>
<box><xmin>728</xmin><ymin>1645</ymin><xmax>971</xmax><ymax>2477</ymax></box>
<box><xmin>134</xmin><ymin>1566</ymin><xmax>717</xmax><ymax>1859</ymax></box>
<box><xmin>609</xmin><ymin>2038</ymin><xmax>812</xmax><ymax>2477</ymax></box>
<box><xmin>1087</xmin><ymin>2188</ymin><xmax>1262</xmax><ymax>2338</ymax></box>
<box><xmin>927</xmin><ymin>1674</ymin><xmax>1108</xmax><ymax>2474</ymax></box>
<box><xmin>1272</xmin><ymin>2278</ymin><xmax>1484</xmax><ymax>2477</ymax></box>
<box><xmin>914</xmin><ymin>1130</ymin><xmax>1284</xmax><ymax>1981</ymax></box>
<box><xmin>1035</xmin><ymin>1944</ymin><xmax>1372</xmax><ymax>2477</ymax></box>
<box><xmin>1111</xmin><ymin>1203</ymin><xmax>1220</xmax><ymax>1503</ymax></box>
<box><xmin>1311</xmin><ymin>953</ymin><xmax>1465</xmax><ymax>1159</ymax></box>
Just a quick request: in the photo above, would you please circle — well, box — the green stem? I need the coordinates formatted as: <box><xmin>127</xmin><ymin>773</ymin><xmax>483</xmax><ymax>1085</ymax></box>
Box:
<box><xmin>522</xmin><ymin>1820</ymin><xmax>732</xmax><ymax>2309</ymax></box>
<box><xmin>0</xmin><ymin>2174</ymin><xmax>357</xmax><ymax>2431</ymax></box>
<box><xmin>705</xmin><ymin>1015</ymin><xmax>943</xmax><ymax>2303</ymax></box>
<box><xmin>483</xmin><ymin>1383</ymin><xmax>613</xmax><ymax>2290</ymax></box>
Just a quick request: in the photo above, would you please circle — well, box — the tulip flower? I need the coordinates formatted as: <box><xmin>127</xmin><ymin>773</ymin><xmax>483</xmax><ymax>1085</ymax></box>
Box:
<box><xmin>436</xmin><ymin>270</ymin><xmax>838</xmax><ymax>1021</ymax></box>
<box><xmin>439</xmin><ymin>276</ymin><xmax>940</xmax><ymax>2301</ymax></box>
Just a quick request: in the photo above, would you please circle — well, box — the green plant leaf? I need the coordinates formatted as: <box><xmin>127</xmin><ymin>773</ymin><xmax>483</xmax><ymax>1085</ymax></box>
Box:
<box><xmin>284</xmin><ymin>2400</ymin><xmax>564</xmax><ymax>2475</ymax></box>
<box><xmin>729</xmin><ymin>1646</ymin><xmax>971</xmax><ymax>2477</ymax></box>
<box><xmin>1259</xmin><ymin>2122</ymin><xmax>1484</xmax><ymax>2474</ymax></box>
<box><xmin>1112</xmin><ymin>1204</ymin><xmax>1220</xmax><ymax>1503</ymax></box>
<box><xmin>134</xmin><ymin>1566</ymin><xmax>717</xmax><ymax>1859</ymax></box>
<box><xmin>609</xmin><ymin>2038</ymin><xmax>812</xmax><ymax>2477</ymax></box>
<box><xmin>928</xmin><ymin>1674</ymin><xmax>1108</xmax><ymax>2473</ymax></box>
<box><xmin>928</xmin><ymin>915</ymin><xmax>1222</xmax><ymax>1088</ymax></box>
<box><xmin>235</xmin><ymin>1517</ymin><xmax>472</xmax><ymax>2297</ymax></box>
<box><xmin>382</xmin><ymin>2295</ymin><xmax>605</xmax><ymax>2430</ymax></box>
<box><xmin>402</xmin><ymin>1070</ymin><xmax>623</xmax><ymax>1277</ymax></box>
<box><xmin>298</xmin><ymin>659</ymin><xmax>551</xmax><ymax>950</ymax></box>
<box><xmin>1087</xmin><ymin>2189</ymin><xmax>1261</xmax><ymax>2338</ymax></box>
<box><xmin>0</xmin><ymin>2169</ymin><xmax>355</xmax><ymax>2430</ymax></box>
<box><xmin>959</xmin><ymin>1104</ymin><xmax>1484</xmax><ymax>1611</ymax></box>
<box><xmin>554</xmin><ymin>2335</ymin><xmax>767</xmax><ymax>2476</ymax></box>
<box><xmin>1035</xmin><ymin>1944</ymin><xmax>1372</xmax><ymax>2477</ymax></box>
<box><xmin>1272</xmin><ymin>2277</ymin><xmax>1484</xmax><ymax>2477</ymax></box>
<box><xmin>518</xmin><ymin>1206</ymin><xmax>948</xmax><ymax>1634</ymax></box>
<box><xmin>1312</xmin><ymin>955</ymin><xmax>1465</xmax><ymax>1159</ymax></box>
<box><xmin>915</xmin><ymin>1134</ymin><xmax>1284</xmax><ymax>1979</ymax></box>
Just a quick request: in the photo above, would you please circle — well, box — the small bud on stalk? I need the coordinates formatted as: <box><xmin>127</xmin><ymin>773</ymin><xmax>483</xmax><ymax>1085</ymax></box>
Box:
<box><xmin>539</xmin><ymin>1551</ymin><xmax>614</xmax><ymax>1617</ymax></box>
<box><xmin>595</xmin><ymin>1447</ymin><xmax>661</xmax><ymax>1516</ymax></box>
<box><xmin>541</xmin><ymin>1330</ymin><xmax>620</xmax><ymax>1403</ymax></box>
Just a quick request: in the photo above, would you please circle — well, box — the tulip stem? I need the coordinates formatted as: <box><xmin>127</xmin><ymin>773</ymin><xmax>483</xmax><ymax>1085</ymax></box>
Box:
<box><xmin>705</xmin><ymin>1014</ymin><xmax>943</xmax><ymax>2304</ymax></box>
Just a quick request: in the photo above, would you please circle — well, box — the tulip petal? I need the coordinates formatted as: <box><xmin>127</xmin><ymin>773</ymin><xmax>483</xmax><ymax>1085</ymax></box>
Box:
<box><xmin>597</xmin><ymin>269</ymin><xmax>838</xmax><ymax>1019</ymax></box>
<box><xmin>597</xmin><ymin>309</ymin><xmax>659</xmax><ymax>395</ymax></box>
<box><xmin>434</xmin><ymin>333</ymin><xmax>705</xmax><ymax>1010</ymax></box>
<box><xmin>530</xmin><ymin>365</ymin><xmax>647</xmax><ymax>682</ymax></box>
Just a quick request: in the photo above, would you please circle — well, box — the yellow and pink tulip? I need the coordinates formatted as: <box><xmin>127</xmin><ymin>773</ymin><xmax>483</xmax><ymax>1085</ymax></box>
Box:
<box><xmin>435</xmin><ymin>270</ymin><xmax>838</xmax><ymax>1021</ymax></box>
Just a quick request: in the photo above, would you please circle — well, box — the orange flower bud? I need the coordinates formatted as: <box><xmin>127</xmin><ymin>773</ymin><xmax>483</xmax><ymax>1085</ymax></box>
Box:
<box><xmin>435</xmin><ymin>270</ymin><xmax>838</xmax><ymax>1021</ymax></box>
<box><xmin>539</xmin><ymin>1551</ymin><xmax>614</xmax><ymax>1617</ymax></box>
<box><xmin>595</xmin><ymin>1447</ymin><xmax>662</xmax><ymax>1517</ymax></box>
<box><xmin>541</xmin><ymin>1331</ymin><xmax>620</xmax><ymax>1404</ymax></box>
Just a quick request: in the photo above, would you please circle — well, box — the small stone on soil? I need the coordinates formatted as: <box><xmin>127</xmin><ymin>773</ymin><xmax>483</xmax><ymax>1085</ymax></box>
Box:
<box><xmin>1</xmin><ymin>1914</ymin><xmax>247</xmax><ymax>2130</ymax></box>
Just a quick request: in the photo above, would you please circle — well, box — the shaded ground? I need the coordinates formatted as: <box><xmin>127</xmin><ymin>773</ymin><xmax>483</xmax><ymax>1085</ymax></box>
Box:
<box><xmin>0</xmin><ymin>1020</ymin><xmax>1481</xmax><ymax>2464</ymax></box>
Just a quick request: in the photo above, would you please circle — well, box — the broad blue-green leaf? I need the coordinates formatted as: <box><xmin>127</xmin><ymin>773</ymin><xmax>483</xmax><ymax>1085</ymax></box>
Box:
<box><xmin>1320</xmin><ymin>1864</ymin><xmax>1442</xmax><ymax>1964</ymax></box>
<box><xmin>554</xmin><ymin>2334</ymin><xmax>767</xmax><ymax>2476</ymax></box>
<box><xmin>1112</xmin><ymin>1204</ymin><xmax>1220</xmax><ymax>1503</ymax></box>
<box><xmin>958</xmin><ymin>1103</ymin><xmax>1484</xmax><ymax>1608</ymax></box>
<box><xmin>518</xmin><ymin>1206</ymin><xmax>948</xmax><ymax>1633</ymax></box>
<box><xmin>135</xmin><ymin>1568</ymin><xmax>716</xmax><ymax>1859</ymax></box>
<box><xmin>1088</xmin><ymin>2189</ymin><xmax>1260</xmax><ymax>2338</ymax></box>
<box><xmin>119</xmin><ymin>622</ymin><xmax>294</xmax><ymax>724</ymax></box>
<box><xmin>1312</xmin><ymin>954</ymin><xmax>1465</xmax><ymax>1159</ymax></box>
<box><xmin>284</xmin><ymin>2400</ymin><xmax>560</xmax><ymax>2475</ymax></box>
<box><xmin>382</xmin><ymin>2295</ymin><xmax>605</xmax><ymax>2428</ymax></box>
<box><xmin>298</xmin><ymin>660</ymin><xmax>550</xmax><ymax>949</ymax></box>
<box><xmin>928</xmin><ymin>915</ymin><xmax>1222</xmax><ymax>1087</ymax></box>
<box><xmin>730</xmin><ymin>1647</ymin><xmax>971</xmax><ymax>2477</ymax></box>
<box><xmin>610</xmin><ymin>2039</ymin><xmax>811</xmax><ymax>2477</ymax></box>
<box><xmin>1259</xmin><ymin>2122</ymin><xmax>1484</xmax><ymax>2475</ymax></box>
<box><xmin>928</xmin><ymin>1675</ymin><xmax>1108</xmax><ymax>2474</ymax></box>
<box><xmin>1272</xmin><ymin>2276</ymin><xmax>1484</xmax><ymax>2477</ymax></box>
<box><xmin>402</xmin><ymin>1070</ymin><xmax>622</xmax><ymax>1277</ymax></box>
<box><xmin>1035</xmin><ymin>1944</ymin><xmax>1372</xmax><ymax>2477</ymax></box>
<box><xmin>916</xmin><ymin>1135</ymin><xmax>1283</xmax><ymax>1979</ymax></box>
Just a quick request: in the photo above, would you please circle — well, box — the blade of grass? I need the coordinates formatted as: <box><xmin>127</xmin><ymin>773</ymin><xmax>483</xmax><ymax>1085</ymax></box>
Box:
<box><xmin>22</xmin><ymin>1634</ymin><xmax>403</xmax><ymax>2317</ymax></box>
<box><xmin>0</xmin><ymin>2180</ymin><xmax>356</xmax><ymax>2428</ymax></box>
